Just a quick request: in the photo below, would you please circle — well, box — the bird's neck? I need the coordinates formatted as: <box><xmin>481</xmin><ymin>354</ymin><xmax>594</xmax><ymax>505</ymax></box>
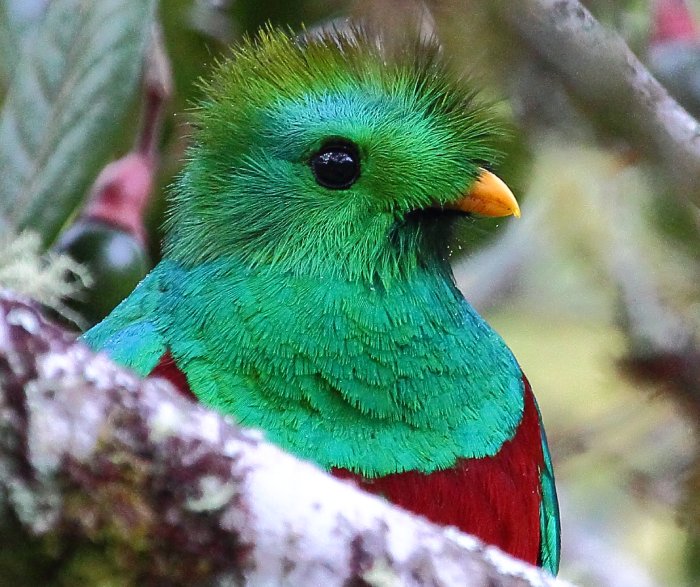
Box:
<box><xmin>165</xmin><ymin>256</ymin><xmax>525</xmax><ymax>476</ymax></box>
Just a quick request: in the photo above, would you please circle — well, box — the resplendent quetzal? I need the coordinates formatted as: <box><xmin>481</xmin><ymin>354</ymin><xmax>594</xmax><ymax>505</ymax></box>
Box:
<box><xmin>83</xmin><ymin>28</ymin><xmax>560</xmax><ymax>573</ymax></box>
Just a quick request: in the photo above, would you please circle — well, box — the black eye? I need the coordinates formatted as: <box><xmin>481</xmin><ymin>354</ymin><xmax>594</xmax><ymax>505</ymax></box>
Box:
<box><xmin>310</xmin><ymin>140</ymin><xmax>360</xmax><ymax>190</ymax></box>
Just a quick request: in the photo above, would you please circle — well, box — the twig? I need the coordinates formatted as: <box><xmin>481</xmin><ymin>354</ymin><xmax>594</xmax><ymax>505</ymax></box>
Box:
<box><xmin>137</xmin><ymin>23</ymin><xmax>173</xmax><ymax>162</ymax></box>
<box><xmin>79</xmin><ymin>23</ymin><xmax>173</xmax><ymax>246</ymax></box>
<box><xmin>491</xmin><ymin>0</ymin><xmax>700</xmax><ymax>206</ymax></box>
<box><xmin>601</xmin><ymin>162</ymin><xmax>700</xmax><ymax>413</ymax></box>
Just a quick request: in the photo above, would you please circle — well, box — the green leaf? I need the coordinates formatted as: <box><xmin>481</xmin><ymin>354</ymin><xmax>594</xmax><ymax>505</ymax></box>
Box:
<box><xmin>0</xmin><ymin>1</ymin><xmax>51</xmax><ymax>99</ymax></box>
<box><xmin>0</xmin><ymin>0</ymin><xmax>157</xmax><ymax>245</ymax></box>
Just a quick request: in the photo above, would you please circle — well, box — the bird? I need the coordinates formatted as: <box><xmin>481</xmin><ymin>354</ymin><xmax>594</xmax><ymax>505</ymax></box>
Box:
<box><xmin>82</xmin><ymin>27</ymin><xmax>560</xmax><ymax>574</ymax></box>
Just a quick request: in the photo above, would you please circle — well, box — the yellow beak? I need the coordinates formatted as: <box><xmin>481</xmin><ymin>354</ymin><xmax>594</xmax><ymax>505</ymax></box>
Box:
<box><xmin>444</xmin><ymin>169</ymin><xmax>520</xmax><ymax>218</ymax></box>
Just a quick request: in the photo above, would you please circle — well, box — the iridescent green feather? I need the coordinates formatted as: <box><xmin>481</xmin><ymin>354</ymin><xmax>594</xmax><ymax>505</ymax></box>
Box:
<box><xmin>86</xmin><ymin>257</ymin><xmax>525</xmax><ymax>475</ymax></box>
<box><xmin>83</xmin><ymin>26</ymin><xmax>559</xmax><ymax>569</ymax></box>
<box><xmin>165</xmin><ymin>26</ymin><xmax>499</xmax><ymax>281</ymax></box>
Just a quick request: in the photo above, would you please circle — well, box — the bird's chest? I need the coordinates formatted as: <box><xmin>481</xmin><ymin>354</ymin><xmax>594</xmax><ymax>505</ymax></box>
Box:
<box><xmin>332</xmin><ymin>381</ymin><xmax>545</xmax><ymax>567</ymax></box>
<box><xmin>164</xmin><ymin>269</ymin><xmax>525</xmax><ymax>476</ymax></box>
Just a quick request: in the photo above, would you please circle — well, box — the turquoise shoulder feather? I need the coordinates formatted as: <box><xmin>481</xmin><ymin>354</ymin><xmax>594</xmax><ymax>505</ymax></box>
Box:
<box><xmin>81</xmin><ymin>269</ymin><xmax>166</xmax><ymax>376</ymax></box>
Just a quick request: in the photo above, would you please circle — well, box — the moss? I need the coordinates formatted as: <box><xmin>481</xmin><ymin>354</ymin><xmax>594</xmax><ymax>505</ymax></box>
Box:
<box><xmin>56</xmin><ymin>545</ymin><xmax>138</xmax><ymax>587</ymax></box>
<box><xmin>0</xmin><ymin>514</ymin><xmax>59</xmax><ymax>586</ymax></box>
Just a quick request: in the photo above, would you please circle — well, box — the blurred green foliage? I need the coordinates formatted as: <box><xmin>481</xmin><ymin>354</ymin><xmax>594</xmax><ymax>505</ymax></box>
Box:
<box><xmin>0</xmin><ymin>0</ymin><xmax>157</xmax><ymax>245</ymax></box>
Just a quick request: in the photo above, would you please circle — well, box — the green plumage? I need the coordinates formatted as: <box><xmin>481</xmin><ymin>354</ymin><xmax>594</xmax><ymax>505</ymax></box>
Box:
<box><xmin>83</xmin><ymin>27</ymin><xmax>559</xmax><ymax>573</ymax></box>
<box><xmin>86</xmin><ymin>256</ymin><xmax>524</xmax><ymax>475</ymax></box>
<box><xmin>165</xmin><ymin>29</ymin><xmax>497</xmax><ymax>280</ymax></box>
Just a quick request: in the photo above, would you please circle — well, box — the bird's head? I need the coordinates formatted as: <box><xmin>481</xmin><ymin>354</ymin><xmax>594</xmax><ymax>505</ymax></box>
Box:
<box><xmin>166</xmin><ymin>27</ymin><xmax>519</xmax><ymax>282</ymax></box>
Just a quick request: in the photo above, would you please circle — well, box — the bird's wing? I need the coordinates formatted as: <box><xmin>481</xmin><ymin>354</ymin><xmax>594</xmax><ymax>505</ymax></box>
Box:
<box><xmin>537</xmin><ymin>419</ymin><xmax>561</xmax><ymax>575</ymax></box>
<box><xmin>81</xmin><ymin>269</ymin><xmax>166</xmax><ymax>376</ymax></box>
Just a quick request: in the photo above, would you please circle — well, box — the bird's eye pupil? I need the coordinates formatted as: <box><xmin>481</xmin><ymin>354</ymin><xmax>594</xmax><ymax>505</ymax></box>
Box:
<box><xmin>311</xmin><ymin>141</ymin><xmax>360</xmax><ymax>189</ymax></box>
